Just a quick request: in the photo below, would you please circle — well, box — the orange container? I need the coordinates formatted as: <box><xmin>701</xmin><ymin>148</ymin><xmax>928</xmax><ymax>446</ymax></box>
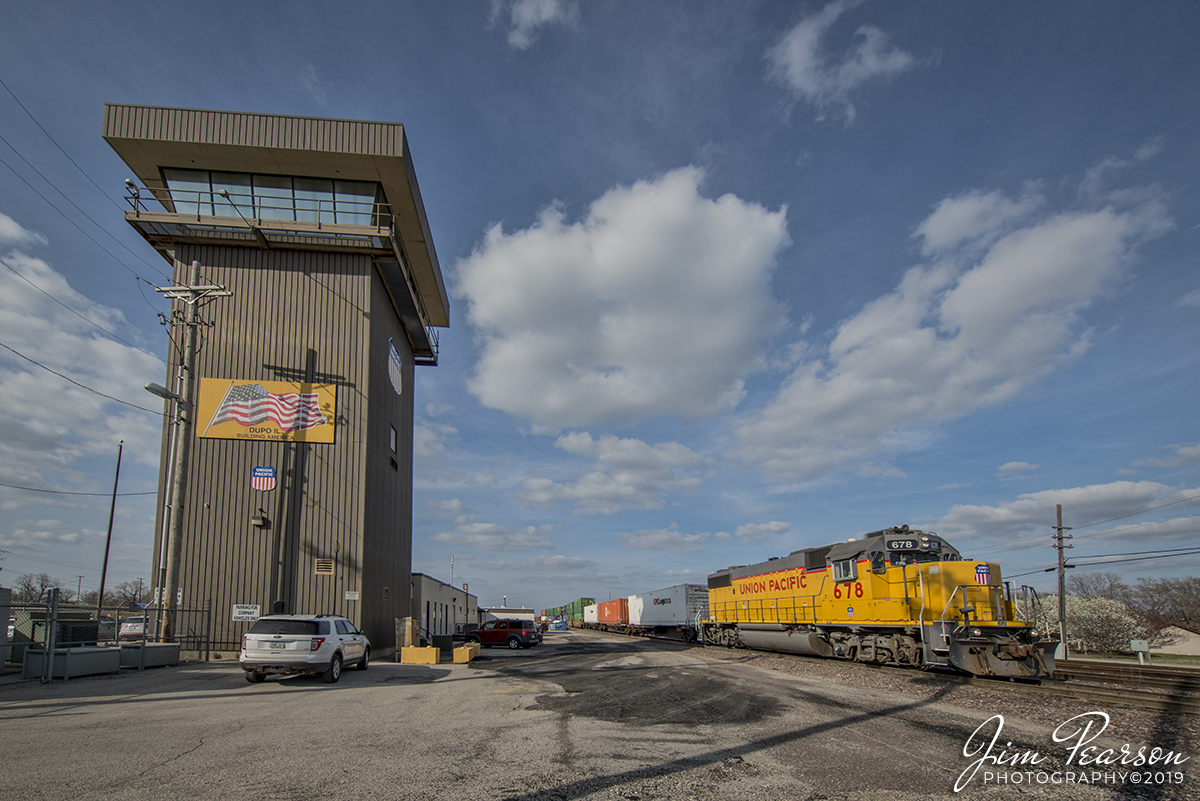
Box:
<box><xmin>598</xmin><ymin>598</ymin><xmax>629</xmax><ymax>626</ymax></box>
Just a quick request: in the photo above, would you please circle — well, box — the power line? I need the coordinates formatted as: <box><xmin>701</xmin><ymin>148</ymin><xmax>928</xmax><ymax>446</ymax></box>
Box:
<box><xmin>0</xmin><ymin>150</ymin><xmax>172</xmax><ymax>285</ymax></box>
<box><xmin>0</xmin><ymin>76</ymin><xmax>124</xmax><ymax>213</ymax></box>
<box><xmin>0</xmin><ymin>256</ymin><xmax>164</xmax><ymax>362</ymax></box>
<box><xmin>1072</xmin><ymin>493</ymin><xmax>1200</xmax><ymax>531</ymax></box>
<box><xmin>0</xmin><ymin>132</ymin><xmax>163</xmax><ymax>270</ymax></box>
<box><xmin>0</xmin><ymin>339</ymin><xmax>163</xmax><ymax>415</ymax></box>
<box><xmin>973</xmin><ymin>496</ymin><xmax>1200</xmax><ymax>558</ymax></box>
<box><xmin>1073</xmin><ymin>544</ymin><xmax>1200</xmax><ymax>559</ymax></box>
<box><xmin>0</xmin><ymin>480</ymin><xmax>156</xmax><ymax>497</ymax></box>
<box><xmin>1071</xmin><ymin>550</ymin><xmax>1200</xmax><ymax>568</ymax></box>
<box><xmin>1004</xmin><ymin>545</ymin><xmax>1200</xmax><ymax>579</ymax></box>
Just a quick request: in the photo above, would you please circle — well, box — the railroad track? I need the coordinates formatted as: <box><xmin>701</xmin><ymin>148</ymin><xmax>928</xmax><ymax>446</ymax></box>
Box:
<box><xmin>924</xmin><ymin>658</ymin><xmax>1200</xmax><ymax>716</ymax></box>
<box><xmin>1054</xmin><ymin>658</ymin><xmax>1200</xmax><ymax>693</ymax></box>
<box><xmin>586</xmin><ymin>628</ymin><xmax>1200</xmax><ymax>715</ymax></box>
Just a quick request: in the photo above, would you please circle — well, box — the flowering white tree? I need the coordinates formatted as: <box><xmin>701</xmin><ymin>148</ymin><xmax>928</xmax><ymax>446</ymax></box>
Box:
<box><xmin>1036</xmin><ymin>595</ymin><xmax>1164</xmax><ymax>653</ymax></box>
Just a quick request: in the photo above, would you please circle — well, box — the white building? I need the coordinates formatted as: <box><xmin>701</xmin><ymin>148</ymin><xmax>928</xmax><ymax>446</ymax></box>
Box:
<box><xmin>480</xmin><ymin>606</ymin><xmax>535</xmax><ymax>623</ymax></box>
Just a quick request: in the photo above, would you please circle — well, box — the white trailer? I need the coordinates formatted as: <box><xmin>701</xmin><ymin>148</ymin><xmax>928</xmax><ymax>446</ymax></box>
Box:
<box><xmin>628</xmin><ymin>584</ymin><xmax>709</xmax><ymax>628</ymax></box>
<box><xmin>582</xmin><ymin>603</ymin><xmax>599</xmax><ymax>624</ymax></box>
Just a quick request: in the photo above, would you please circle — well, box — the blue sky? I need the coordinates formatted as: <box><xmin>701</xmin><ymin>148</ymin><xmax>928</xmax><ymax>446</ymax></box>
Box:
<box><xmin>1</xmin><ymin>1</ymin><xmax>1198</xmax><ymax>612</ymax></box>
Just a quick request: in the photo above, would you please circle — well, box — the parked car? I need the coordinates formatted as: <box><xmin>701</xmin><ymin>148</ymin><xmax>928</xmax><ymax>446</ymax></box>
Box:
<box><xmin>453</xmin><ymin>623</ymin><xmax>479</xmax><ymax>642</ymax></box>
<box><xmin>466</xmin><ymin>619</ymin><xmax>543</xmax><ymax>650</ymax></box>
<box><xmin>6</xmin><ymin>617</ymin><xmax>14</xmax><ymax>641</ymax></box>
<box><xmin>239</xmin><ymin>614</ymin><xmax>369</xmax><ymax>684</ymax></box>
<box><xmin>119</xmin><ymin>616</ymin><xmax>149</xmax><ymax>639</ymax></box>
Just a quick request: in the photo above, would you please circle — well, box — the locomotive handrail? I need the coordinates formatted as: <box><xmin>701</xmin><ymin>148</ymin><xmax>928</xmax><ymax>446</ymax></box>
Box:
<box><xmin>938</xmin><ymin>583</ymin><xmax>1003</xmax><ymax>624</ymax></box>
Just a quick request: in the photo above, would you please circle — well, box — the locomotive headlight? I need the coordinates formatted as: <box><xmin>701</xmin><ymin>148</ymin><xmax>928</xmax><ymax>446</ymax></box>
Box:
<box><xmin>1030</xmin><ymin>629</ymin><xmax>1039</xmax><ymax>637</ymax></box>
<box><xmin>971</xmin><ymin>628</ymin><xmax>983</xmax><ymax>637</ymax></box>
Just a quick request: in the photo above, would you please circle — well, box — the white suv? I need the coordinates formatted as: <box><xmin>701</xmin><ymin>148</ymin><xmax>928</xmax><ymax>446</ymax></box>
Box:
<box><xmin>239</xmin><ymin>614</ymin><xmax>369</xmax><ymax>683</ymax></box>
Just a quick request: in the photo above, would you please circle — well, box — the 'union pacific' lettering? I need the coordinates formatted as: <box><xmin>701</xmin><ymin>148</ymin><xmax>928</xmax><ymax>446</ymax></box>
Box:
<box><xmin>736</xmin><ymin>571</ymin><xmax>807</xmax><ymax>595</ymax></box>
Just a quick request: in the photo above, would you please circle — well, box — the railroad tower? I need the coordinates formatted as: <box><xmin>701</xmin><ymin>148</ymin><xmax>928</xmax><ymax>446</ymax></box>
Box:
<box><xmin>103</xmin><ymin>104</ymin><xmax>449</xmax><ymax>653</ymax></box>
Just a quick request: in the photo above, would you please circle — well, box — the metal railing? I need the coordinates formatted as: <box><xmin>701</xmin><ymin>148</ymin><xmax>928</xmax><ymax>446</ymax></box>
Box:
<box><xmin>125</xmin><ymin>185</ymin><xmax>393</xmax><ymax>232</ymax></box>
<box><xmin>2</xmin><ymin>590</ymin><xmax>211</xmax><ymax>688</ymax></box>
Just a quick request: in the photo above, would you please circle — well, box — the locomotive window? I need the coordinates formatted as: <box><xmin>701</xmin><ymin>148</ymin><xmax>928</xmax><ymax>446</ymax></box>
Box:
<box><xmin>890</xmin><ymin>552</ymin><xmax>915</xmax><ymax>566</ymax></box>
<box><xmin>833</xmin><ymin>559</ymin><xmax>856</xmax><ymax>582</ymax></box>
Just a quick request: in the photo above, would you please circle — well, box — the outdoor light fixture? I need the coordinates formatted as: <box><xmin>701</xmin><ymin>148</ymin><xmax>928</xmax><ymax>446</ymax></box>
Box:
<box><xmin>251</xmin><ymin>508</ymin><xmax>269</xmax><ymax>528</ymax></box>
<box><xmin>144</xmin><ymin>382</ymin><xmax>186</xmax><ymax>407</ymax></box>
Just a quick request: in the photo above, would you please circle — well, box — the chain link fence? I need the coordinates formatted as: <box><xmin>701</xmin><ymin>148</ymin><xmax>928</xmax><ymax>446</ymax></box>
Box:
<box><xmin>1</xmin><ymin>589</ymin><xmax>211</xmax><ymax>688</ymax></box>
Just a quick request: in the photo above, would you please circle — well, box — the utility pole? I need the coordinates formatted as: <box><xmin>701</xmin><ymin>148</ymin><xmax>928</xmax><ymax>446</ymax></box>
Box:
<box><xmin>153</xmin><ymin>260</ymin><xmax>230</xmax><ymax>642</ymax></box>
<box><xmin>1053</xmin><ymin>503</ymin><xmax>1073</xmax><ymax>659</ymax></box>
<box><xmin>97</xmin><ymin>440</ymin><xmax>123</xmax><ymax>621</ymax></box>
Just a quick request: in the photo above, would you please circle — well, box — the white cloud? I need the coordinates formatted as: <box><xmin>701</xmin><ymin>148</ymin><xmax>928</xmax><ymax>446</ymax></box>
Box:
<box><xmin>518</xmin><ymin>432</ymin><xmax>710</xmax><ymax>514</ymax></box>
<box><xmin>7</xmin><ymin>518</ymin><xmax>83</xmax><ymax>547</ymax></box>
<box><xmin>933</xmin><ymin>481</ymin><xmax>1200</xmax><ymax>546</ymax></box>
<box><xmin>457</xmin><ymin>167</ymin><xmax>789</xmax><ymax>430</ymax></box>
<box><xmin>915</xmin><ymin>188</ymin><xmax>1042</xmax><ymax>257</ymax></box>
<box><xmin>429</xmin><ymin>498</ymin><xmax>475</xmax><ymax>524</ymax></box>
<box><xmin>1178</xmin><ymin>290</ymin><xmax>1200</xmax><ymax>308</ymax></box>
<box><xmin>430</xmin><ymin>522</ymin><xmax>555</xmax><ymax>551</ymax></box>
<box><xmin>859</xmin><ymin>461</ymin><xmax>906</xmax><ymax>479</ymax></box>
<box><xmin>0</xmin><ymin>213</ymin><xmax>47</xmax><ymax>247</ymax></box>
<box><xmin>520</xmin><ymin>554</ymin><xmax>595</xmax><ymax>571</ymax></box>
<box><xmin>620</xmin><ymin>524</ymin><xmax>708</xmax><ymax>554</ymax></box>
<box><xmin>414</xmin><ymin>421</ymin><xmax>458</xmax><ymax>459</ymax></box>
<box><xmin>491</xmin><ymin>0</ymin><xmax>578</xmax><ymax>50</ymax></box>
<box><xmin>734</xmin><ymin>521</ymin><xmax>791</xmax><ymax>542</ymax></box>
<box><xmin>732</xmin><ymin>178</ymin><xmax>1173</xmax><ymax>483</ymax></box>
<box><xmin>0</xmin><ymin>249</ymin><xmax>165</xmax><ymax>489</ymax></box>
<box><xmin>766</xmin><ymin>0</ymin><xmax>918</xmax><ymax>124</ymax></box>
<box><xmin>1133</xmin><ymin>443</ymin><xmax>1200</xmax><ymax>469</ymax></box>
<box><xmin>998</xmin><ymin>461</ymin><xmax>1038</xmax><ymax>476</ymax></box>
<box><xmin>298</xmin><ymin>64</ymin><xmax>330</xmax><ymax>105</ymax></box>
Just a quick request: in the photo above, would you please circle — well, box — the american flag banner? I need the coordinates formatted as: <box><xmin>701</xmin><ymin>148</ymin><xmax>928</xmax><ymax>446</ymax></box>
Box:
<box><xmin>388</xmin><ymin>337</ymin><xmax>403</xmax><ymax>395</ymax></box>
<box><xmin>208</xmin><ymin>383</ymin><xmax>326</xmax><ymax>432</ymax></box>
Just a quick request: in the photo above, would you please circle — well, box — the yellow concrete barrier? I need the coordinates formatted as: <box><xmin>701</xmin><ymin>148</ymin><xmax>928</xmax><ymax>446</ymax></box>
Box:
<box><xmin>400</xmin><ymin>646</ymin><xmax>440</xmax><ymax>665</ymax></box>
<box><xmin>453</xmin><ymin>643</ymin><xmax>480</xmax><ymax>663</ymax></box>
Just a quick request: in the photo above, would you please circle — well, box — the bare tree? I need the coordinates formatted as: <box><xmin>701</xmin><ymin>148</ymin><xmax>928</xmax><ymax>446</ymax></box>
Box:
<box><xmin>13</xmin><ymin>572</ymin><xmax>64</xmax><ymax>603</ymax></box>
<box><xmin>79</xmin><ymin>589</ymin><xmax>118</xmax><ymax>608</ymax></box>
<box><xmin>1127</xmin><ymin>576</ymin><xmax>1200</xmax><ymax>629</ymax></box>
<box><xmin>1066</xmin><ymin>571</ymin><xmax>1130</xmax><ymax>602</ymax></box>
<box><xmin>114</xmin><ymin>579</ymin><xmax>150</xmax><ymax>606</ymax></box>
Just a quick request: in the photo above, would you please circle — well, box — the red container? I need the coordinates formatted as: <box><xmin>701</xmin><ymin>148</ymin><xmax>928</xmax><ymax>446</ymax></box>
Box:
<box><xmin>598</xmin><ymin>598</ymin><xmax>629</xmax><ymax>626</ymax></box>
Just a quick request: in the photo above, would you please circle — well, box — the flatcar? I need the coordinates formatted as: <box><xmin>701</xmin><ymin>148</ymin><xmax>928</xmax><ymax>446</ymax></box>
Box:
<box><xmin>576</xmin><ymin>585</ymin><xmax>710</xmax><ymax>641</ymax></box>
<box><xmin>703</xmin><ymin>525</ymin><xmax>1056</xmax><ymax>677</ymax></box>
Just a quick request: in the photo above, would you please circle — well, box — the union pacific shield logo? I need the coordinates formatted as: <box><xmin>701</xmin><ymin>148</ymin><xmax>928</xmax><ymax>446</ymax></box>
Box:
<box><xmin>975</xmin><ymin>564</ymin><xmax>991</xmax><ymax>585</ymax></box>
<box><xmin>251</xmin><ymin>466</ymin><xmax>277</xmax><ymax>492</ymax></box>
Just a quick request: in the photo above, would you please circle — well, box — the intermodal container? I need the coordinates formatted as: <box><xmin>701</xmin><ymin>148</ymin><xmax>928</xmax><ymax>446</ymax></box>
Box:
<box><xmin>628</xmin><ymin>584</ymin><xmax>709</xmax><ymax>627</ymax></box>
<box><xmin>565</xmin><ymin>597</ymin><xmax>596</xmax><ymax>622</ymax></box>
<box><xmin>583</xmin><ymin>603</ymin><xmax>599</xmax><ymax>624</ymax></box>
<box><xmin>598</xmin><ymin>598</ymin><xmax>629</xmax><ymax>626</ymax></box>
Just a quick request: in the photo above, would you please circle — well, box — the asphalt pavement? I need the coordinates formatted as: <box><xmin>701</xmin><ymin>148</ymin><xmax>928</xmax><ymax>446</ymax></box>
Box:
<box><xmin>0</xmin><ymin>629</ymin><xmax>1150</xmax><ymax>800</ymax></box>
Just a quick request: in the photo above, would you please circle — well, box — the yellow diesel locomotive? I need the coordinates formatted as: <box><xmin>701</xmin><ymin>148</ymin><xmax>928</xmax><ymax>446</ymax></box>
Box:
<box><xmin>704</xmin><ymin>525</ymin><xmax>1056</xmax><ymax>677</ymax></box>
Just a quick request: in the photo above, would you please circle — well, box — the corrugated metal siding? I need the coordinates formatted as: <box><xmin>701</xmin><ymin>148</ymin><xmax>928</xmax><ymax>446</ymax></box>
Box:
<box><xmin>362</xmin><ymin>275</ymin><xmax>415</xmax><ymax>645</ymax></box>
<box><xmin>103</xmin><ymin>104</ymin><xmax>402</xmax><ymax>157</ymax></box>
<box><xmin>162</xmin><ymin>244</ymin><xmax>393</xmax><ymax>650</ymax></box>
